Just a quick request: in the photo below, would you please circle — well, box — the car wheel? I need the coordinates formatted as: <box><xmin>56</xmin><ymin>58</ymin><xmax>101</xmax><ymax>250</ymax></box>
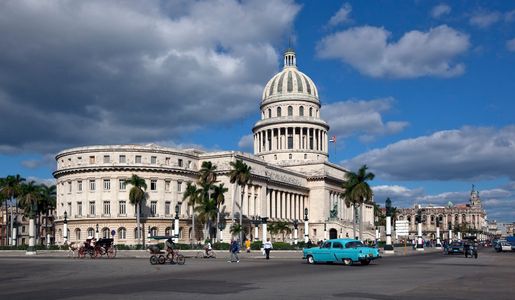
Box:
<box><xmin>343</xmin><ymin>258</ymin><xmax>353</xmax><ymax>266</ymax></box>
<box><xmin>306</xmin><ymin>255</ymin><xmax>315</xmax><ymax>264</ymax></box>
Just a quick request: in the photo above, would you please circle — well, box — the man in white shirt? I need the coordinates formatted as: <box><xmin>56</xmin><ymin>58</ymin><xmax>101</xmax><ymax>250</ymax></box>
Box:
<box><xmin>263</xmin><ymin>238</ymin><xmax>273</xmax><ymax>260</ymax></box>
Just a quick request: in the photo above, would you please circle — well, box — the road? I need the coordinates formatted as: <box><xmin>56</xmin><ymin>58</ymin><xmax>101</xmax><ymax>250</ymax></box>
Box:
<box><xmin>0</xmin><ymin>249</ymin><xmax>513</xmax><ymax>300</ymax></box>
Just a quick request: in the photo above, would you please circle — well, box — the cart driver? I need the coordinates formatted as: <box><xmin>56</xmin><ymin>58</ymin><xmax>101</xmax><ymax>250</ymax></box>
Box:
<box><xmin>165</xmin><ymin>237</ymin><xmax>175</xmax><ymax>254</ymax></box>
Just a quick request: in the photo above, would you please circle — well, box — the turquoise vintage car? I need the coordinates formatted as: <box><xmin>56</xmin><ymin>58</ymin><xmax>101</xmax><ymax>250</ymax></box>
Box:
<box><xmin>302</xmin><ymin>239</ymin><xmax>381</xmax><ymax>265</ymax></box>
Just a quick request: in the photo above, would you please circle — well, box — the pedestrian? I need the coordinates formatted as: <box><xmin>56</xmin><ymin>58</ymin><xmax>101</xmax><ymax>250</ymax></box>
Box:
<box><xmin>228</xmin><ymin>239</ymin><xmax>240</xmax><ymax>263</ymax></box>
<box><xmin>307</xmin><ymin>239</ymin><xmax>313</xmax><ymax>248</ymax></box>
<box><xmin>245</xmin><ymin>239</ymin><xmax>251</xmax><ymax>253</ymax></box>
<box><xmin>263</xmin><ymin>238</ymin><xmax>273</xmax><ymax>260</ymax></box>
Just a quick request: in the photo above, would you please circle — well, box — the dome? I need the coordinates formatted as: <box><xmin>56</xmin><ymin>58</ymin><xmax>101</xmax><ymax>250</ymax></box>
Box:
<box><xmin>262</xmin><ymin>49</ymin><xmax>318</xmax><ymax>102</ymax></box>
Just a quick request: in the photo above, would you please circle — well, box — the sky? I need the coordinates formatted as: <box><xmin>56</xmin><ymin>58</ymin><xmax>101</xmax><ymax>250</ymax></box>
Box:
<box><xmin>0</xmin><ymin>0</ymin><xmax>514</xmax><ymax>222</ymax></box>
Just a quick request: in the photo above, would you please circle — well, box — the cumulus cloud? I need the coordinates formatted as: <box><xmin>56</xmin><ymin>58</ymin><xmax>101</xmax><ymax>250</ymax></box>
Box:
<box><xmin>430</xmin><ymin>4</ymin><xmax>451</xmax><ymax>19</ymax></box>
<box><xmin>26</xmin><ymin>176</ymin><xmax>56</xmax><ymax>187</ymax></box>
<box><xmin>469</xmin><ymin>10</ymin><xmax>502</xmax><ymax>28</ymax></box>
<box><xmin>321</xmin><ymin>98</ymin><xmax>408</xmax><ymax>142</ymax></box>
<box><xmin>317</xmin><ymin>25</ymin><xmax>470</xmax><ymax>78</ymax></box>
<box><xmin>237</xmin><ymin>134</ymin><xmax>254</xmax><ymax>152</ymax></box>
<box><xmin>507</xmin><ymin>38</ymin><xmax>515</xmax><ymax>52</ymax></box>
<box><xmin>0</xmin><ymin>0</ymin><xmax>300</xmax><ymax>155</ymax></box>
<box><xmin>328</xmin><ymin>3</ymin><xmax>352</xmax><ymax>27</ymax></box>
<box><xmin>343</xmin><ymin>126</ymin><xmax>515</xmax><ymax>181</ymax></box>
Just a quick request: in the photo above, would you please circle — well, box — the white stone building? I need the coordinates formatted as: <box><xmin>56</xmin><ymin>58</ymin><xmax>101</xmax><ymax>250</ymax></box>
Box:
<box><xmin>53</xmin><ymin>49</ymin><xmax>375</xmax><ymax>245</ymax></box>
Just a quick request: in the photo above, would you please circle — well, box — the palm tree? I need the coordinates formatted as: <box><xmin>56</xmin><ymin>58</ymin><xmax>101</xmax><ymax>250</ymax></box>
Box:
<box><xmin>199</xmin><ymin>161</ymin><xmax>217</xmax><ymax>185</ymax></box>
<box><xmin>183</xmin><ymin>182</ymin><xmax>201</xmax><ymax>243</ymax></box>
<box><xmin>39</xmin><ymin>184</ymin><xmax>56</xmax><ymax>246</ymax></box>
<box><xmin>194</xmin><ymin>184</ymin><xmax>218</xmax><ymax>241</ymax></box>
<box><xmin>229</xmin><ymin>159</ymin><xmax>252</xmax><ymax>243</ymax></box>
<box><xmin>1</xmin><ymin>174</ymin><xmax>25</xmax><ymax>245</ymax></box>
<box><xmin>211</xmin><ymin>183</ymin><xmax>228</xmax><ymax>241</ymax></box>
<box><xmin>274</xmin><ymin>221</ymin><xmax>292</xmax><ymax>242</ymax></box>
<box><xmin>18</xmin><ymin>181</ymin><xmax>41</xmax><ymax>252</ymax></box>
<box><xmin>267</xmin><ymin>222</ymin><xmax>279</xmax><ymax>241</ymax></box>
<box><xmin>0</xmin><ymin>177</ymin><xmax>8</xmax><ymax>245</ymax></box>
<box><xmin>127</xmin><ymin>174</ymin><xmax>147</xmax><ymax>246</ymax></box>
<box><xmin>342</xmin><ymin>165</ymin><xmax>375</xmax><ymax>241</ymax></box>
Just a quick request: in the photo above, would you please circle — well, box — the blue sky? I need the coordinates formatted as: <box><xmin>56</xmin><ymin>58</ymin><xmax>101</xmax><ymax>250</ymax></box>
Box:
<box><xmin>0</xmin><ymin>0</ymin><xmax>514</xmax><ymax>222</ymax></box>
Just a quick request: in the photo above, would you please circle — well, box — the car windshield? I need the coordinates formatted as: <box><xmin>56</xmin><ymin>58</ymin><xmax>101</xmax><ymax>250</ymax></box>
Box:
<box><xmin>345</xmin><ymin>241</ymin><xmax>364</xmax><ymax>248</ymax></box>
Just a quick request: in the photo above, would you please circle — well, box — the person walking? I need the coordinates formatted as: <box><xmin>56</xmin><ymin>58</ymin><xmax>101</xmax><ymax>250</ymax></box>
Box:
<box><xmin>263</xmin><ymin>238</ymin><xmax>273</xmax><ymax>260</ymax></box>
<box><xmin>228</xmin><ymin>239</ymin><xmax>240</xmax><ymax>263</ymax></box>
<box><xmin>245</xmin><ymin>239</ymin><xmax>251</xmax><ymax>253</ymax></box>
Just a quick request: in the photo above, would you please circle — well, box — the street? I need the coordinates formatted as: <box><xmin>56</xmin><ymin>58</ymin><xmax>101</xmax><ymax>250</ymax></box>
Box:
<box><xmin>0</xmin><ymin>249</ymin><xmax>513</xmax><ymax>300</ymax></box>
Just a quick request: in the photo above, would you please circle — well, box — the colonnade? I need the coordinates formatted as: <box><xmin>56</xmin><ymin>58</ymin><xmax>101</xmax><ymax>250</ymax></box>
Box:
<box><xmin>254</xmin><ymin>127</ymin><xmax>327</xmax><ymax>153</ymax></box>
<box><xmin>266</xmin><ymin>188</ymin><xmax>307</xmax><ymax>220</ymax></box>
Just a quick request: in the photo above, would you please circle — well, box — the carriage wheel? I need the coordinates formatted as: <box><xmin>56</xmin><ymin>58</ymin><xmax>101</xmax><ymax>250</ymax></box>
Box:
<box><xmin>158</xmin><ymin>255</ymin><xmax>166</xmax><ymax>264</ymax></box>
<box><xmin>150</xmin><ymin>255</ymin><xmax>158</xmax><ymax>265</ymax></box>
<box><xmin>78</xmin><ymin>248</ymin><xmax>85</xmax><ymax>259</ymax></box>
<box><xmin>107</xmin><ymin>246</ymin><xmax>117</xmax><ymax>259</ymax></box>
<box><xmin>175</xmin><ymin>254</ymin><xmax>186</xmax><ymax>265</ymax></box>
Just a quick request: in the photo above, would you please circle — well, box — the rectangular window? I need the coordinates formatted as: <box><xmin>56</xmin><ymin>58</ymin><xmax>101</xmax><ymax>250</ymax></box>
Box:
<box><xmin>151</xmin><ymin>156</ymin><xmax>157</xmax><ymax>164</ymax></box>
<box><xmin>103</xmin><ymin>201</ymin><xmax>111</xmax><ymax>216</ymax></box>
<box><xmin>119</xmin><ymin>179</ymin><xmax>126</xmax><ymax>191</ymax></box>
<box><xmin>165</xmin><ymin>201</ymin><xmax>171</xmax><ymax>215</ymax></box>
<box><xmin>67</xmin><ymin>202</ymin><xmax>72</xmax><ymax>216</ymax></box>
<box><xmin>89</xmin><ymin>180</ymin><xmax>96</xmax><ymax>191</ymax></box>
<box><xmin>89</xmin><ymin>156</ymin><xmax>95</xmax><ymax>164</ymax></box>
<box><xmin>119</xmin><ymin>155</ymin><xmax>126</xmax><ymax>163</ymax></box>
<box><xmin>165</xmin><ymin>180</ymin><xmax>171</xmax><ymax>192</ymax></box>
<box><xmin>135</xmin><ymin>155</ymin><xmax>142</xmax><ymax>163</ymax></box>
<box><xmin>178</xmin><ymin>159</ymin><xmax>183</xmax><ymax>167</ymax></box>
<box><xmin>103</xmin><ymin>155</ymin><xmax>110</xmax><ymax>163</ymax></box>
<box><xmin>119</xmin><ymin>201</ymin><xmax>126</xmax><ymax>215</ymax></box>
<box><xmin>77</xmin><ymin>156</ymin><xmax>82</xmax><ymax>165</ymax></box>
<box><xmin>165</xmin><ymin>157</ymin><xmax>170</xmax><ymax>165</ymax></box>
<box><xmin>103</xmin><ymin>179</ymin><xmax>111</xmax><ymax>190</ymax></box>
<box><xmin>89</xmin><ymin>201</ymin><xmax>95</xmax><ymax>216</ymax></box>
<box><xmin>150</xmin><ymin>201</ymin><xmax>157</xmax><ymax>216</ymax></box>
<box><xmin>188</xmin><ymin>161</ymin><xmax>192</xmax><ymax>169</ymax></box>
<box><xmin>78</xmin><ymin>202</ymin><xmax>82</xmax><ymax>216</ymax></box>
<box><xmin>77</xmin><ymin>180</ymin><xmax>83</xmax><ymax>192</ymax></box>
<box><xmin>150</xmin><ymin>179</ymin><xmax>157</xmax><ymax>191</ymax></box>
<box><xmin>177</xmin><ymin>181</ymin><xmax>182</xmax><ymax>192</ymax></box>
<box><xmin>68</xmin><ymin>181</ymin><xmax>72</xmax><ymax>193</ymax></box>
<box><xmin>288</xmin><ymin>135</ymin><xmax>293</xmax><ymax>149</ymax></box>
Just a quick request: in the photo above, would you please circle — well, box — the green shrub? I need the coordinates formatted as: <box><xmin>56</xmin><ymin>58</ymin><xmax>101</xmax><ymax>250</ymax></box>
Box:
<box><xmin>251</xmin><ymin>241</ymin><xmax>262</xmax><ymax>250</ymax></box>
<box><xmin>212</xmin><ymin>242</ymin><xmax>230</xmax><ymax>250</ymax></box>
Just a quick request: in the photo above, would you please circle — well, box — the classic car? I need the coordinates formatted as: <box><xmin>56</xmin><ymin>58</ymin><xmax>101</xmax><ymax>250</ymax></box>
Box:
<box><xmin>302</xmin><ymin>238</ymin><xmax>381</xmax><ymax>266</ymax></box>
<box><xmin>446</xmin><ymin>241</ymin><xmax>464</xmax><ymax>254</ymax></box>
<box><xmin>494</xmin><ymin>240</ymin><xmax>513</xmax><ymax>252</ymax></box>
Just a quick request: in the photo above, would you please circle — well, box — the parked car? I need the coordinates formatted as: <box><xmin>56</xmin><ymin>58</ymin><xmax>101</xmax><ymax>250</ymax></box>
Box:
<box><xmin>302</xmin><ymin>239</ymin><xmax>381</xmax><ymax>266</ymax></box>
<box><xmin>494</xmin><ymin>240</ymin><xmax>513</xmax><ymax>252</ymax></box>
<box><xmin>446</xmin><ymin>241</ymin><xmax>464</xmax><ymax>254</ymax></box>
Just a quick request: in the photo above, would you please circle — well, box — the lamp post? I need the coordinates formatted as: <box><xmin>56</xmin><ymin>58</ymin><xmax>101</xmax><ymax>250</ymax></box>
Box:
<box><xmin>435</xmin><ymin>217</ymin><xmax>442</xmax><ymax>249</ymax></box>
<box><xmin>293</xmin><ymin>220</ymin><xmax>299</xmax><ymax>245</ymax></box>
<box><xmin>95</xmin><ymin>223</ymin><xmax>99</xmax><ymax>240</ymax></box>
<box><xmin>304</xmin><ymin>208</ymin><xmax>309</xmax><ymax>243</ymax></box>
<box><xmin>448</xmin><ymin>222</ymin><xmax>453</xmax><ymax>242</ymax></box>
<box><xmin>384</xmin><ymin>198</ymin><xmax>394</xmax><ymax>253</ymax></box>
<box><xmin>63</xmin><ymin>211</ymin><xmax>68</xmax><ymax>244</ymax></box>
<box><xmin>218</xmin><ymin>222</ymin><xmax>224</xmax><ymax>242</ymax></box>
<box><xmin>323</xmin><ymin>222</ymin><xmax>328</xmax><ymax>241</ymax></box>
<box><xmin>416</xmin><ymin>208</ymin><xmax>424</xmax><ymax>251</ymax></box>
<box><xmin>147</xmin><ymin>225</ymin><xmax>151</xmax><ymax>240</ymax></box>
<box><xmin>26</xmin><ymin>203</ymin><xmax>38</xmax><ymax>255</ymax></box>
<box><xmin>261</xmin><ymin>217</ymin><xmax>268</xmax><ymax>242</ymax></box>
<box><xmin>251</xmin><ymin>216</ymin><xmax>261</xmax><ymax>241</ymax></box>
<box><xmin>174</xmin><ymin>204</ymin><xmax>180</xmax><ymax>243</ymax></box>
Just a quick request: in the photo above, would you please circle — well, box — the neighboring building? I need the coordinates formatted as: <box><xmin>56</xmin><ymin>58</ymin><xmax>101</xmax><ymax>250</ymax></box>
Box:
<box><xmin>504</xmin><ymin>223</ymin><xmax>515</xmax><ymax>237</ymax></box>
<box><xmin>0</xmin><ymin>206</ymin><xmax>30</xmax><ymax>246</ymax></box>
<box><xmin>486</xmin><ymin>220</ymin><xmax>501</xmax><ymax>237</ymax></box>
<box><xmin>395</xmin><ymin>186</ymin><xmax>487</xmax><ymax>241</ymax></box>
<box><xmin>53</xmin><ymin>49</ymin><xmax>375</xmax><ymax>245</ymax></box>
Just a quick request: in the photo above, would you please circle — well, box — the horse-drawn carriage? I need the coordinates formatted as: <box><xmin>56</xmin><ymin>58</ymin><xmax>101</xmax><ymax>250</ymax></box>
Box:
<box><xmin>148</xmin><ymin>236</ymin><xmax>185</xmax><ymax>265</ymax></box>
<box><xmin>77</xmin><ymin>238</ymin><xmax>117</xmax><ymax>259</ymax></box>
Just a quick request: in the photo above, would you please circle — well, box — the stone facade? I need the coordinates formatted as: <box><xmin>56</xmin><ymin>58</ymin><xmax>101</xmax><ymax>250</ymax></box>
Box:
<box><xmin>53</xmin><ymin>49</ymin><xmax>375</xmax><ymax>245</ymax></box>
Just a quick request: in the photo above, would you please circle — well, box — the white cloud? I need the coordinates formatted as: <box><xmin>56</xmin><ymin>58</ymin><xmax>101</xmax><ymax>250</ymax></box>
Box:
<box><xmin>321</xmin><ymin>98</ymin><xmax>408</xmax><ymax>142</ymax></box>
<box><xmin>431</xmin><ymin>4</ymin><xmax>451</xmax><ymax>19</ymax></box>
<box><xmin>469</xmin><ymin>10</ymin><xmax>502</xmax><ymax>28</ymax></box>
<box><xmin>507</xmin><ymin>38</ymin><xmax>515</xmax><ymax>52</ymax></box>
<box><xmin>328</xmin><ymin>3</ymin><xmax>352</xmax><ymax>27</ymax></box>
<box><xmin>26</xmin><ymin>176</ymin><xmax>56</xmax><ymax>187</ymax></box>
<box><xmin>317</xmin><ymin>25</ymin><xmax>470</xmax><ymax>78</ymax></box>
<box><xmin>238</xmin><ymin>134</ymin><xmax>254</xmax><ymax>152</ymax></box>
<box><xmin>343</xmin><ymin>126</ymin><xmax>515</xmax><ymax>181</ymax></box>
<box><xmin>0</xmin><ymin>0</ymin><xmax>300</xmax><ymax>154</ymax></box>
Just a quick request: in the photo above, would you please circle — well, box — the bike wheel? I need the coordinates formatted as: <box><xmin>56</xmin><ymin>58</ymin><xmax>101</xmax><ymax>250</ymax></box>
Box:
<box><xmin>209</xmin><ymin>251</ymin><xmax>216</xmax><ymax>258</ymax></box>
<box><xmin>176</xmin><ymin>254</ymin><xmax>186</xmax><ymax>265</ymax></box>
<box><xmin>150</xmin><ymin>255</ymin><xmax>158</xmax><ymax>265</ymax></box>
<box><xmin>158</xmin><ymin>255</ymin><xmax>166</xmax><ymax>264</ymax></box>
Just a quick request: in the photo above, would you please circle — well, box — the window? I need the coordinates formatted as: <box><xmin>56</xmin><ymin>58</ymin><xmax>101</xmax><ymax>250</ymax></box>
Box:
<box><xmin>135</xmin><ymin>155</ymin><xmax>142</xmax><ymax>163</ymax></box>
<box><xmin>119</xmin><ymin>179</ymin><xmax>126</xmax><ymax>190</ymax></box>
<box><xmin>309</xmin><ymin>107</ymin><xmax>313</xmax><ymax>117</ymax></box>
<box><xmin>118</xmin><ymin>228</ymin><xmax>126</xmax><ymax>239</ymax></box>
<box><xmin>77</xmin><ymin>202</ymin><xmax>82</xmax><ymax>216</ymax></box>
<box><xmin>103</xmin><ymin>179</ymin><xmax>111</xmax><ymax>190</ymax></box>
<box><xmin>102</xmin><ymin>228</ymin><xmax>110</xmax><ymax>239</ymax></box>
<box><xmin>299</xmin><ymin>106</ymin><xmax>304</xmax><ymax>116</ymax></box>
<box><xmin>288</xmin><ymin>134</ymin><xmax>293</xmax><ymax>149</ymax></box>
<box><xmin>150</xmin><ymin>227</ymin><xmax>158</xmax><ymax>237</ymax></box>
<box><xmin>103</xmin><ymin>155</ymin><xmax>110</xmax><ymax>163</ymax></box>
<box><xmin>177</xmin><ymin>181</ymin><xmax>182</xmax><ymax>192</ymax></box>
<box><xmin>119</xmin><ymin>155</ymin><xmax>126</xmax><ymax>163</ymax></box>
<box><xmin>134</xmin><ymin>228</ymin><xmax>141</xmax><ymax>239</ymax></box>
<box><xmin>150</xmin><ymin>179</ymin><xmax>157</xmax><ymax>191</ymax></box>
<box><xmin>323</xmin><ymin>242</ymin><xmax>332</xmax><ymax>248</ymax></box>
<box><xmin>77</xmin><ymin>156</ymin><xmax>82</xmax><ymax>165</ymax></box>
<box><xmin>288</xmin><ymin>106</ymin><xmax>293</xmax><ymax>116</ymax></box>
<box><xmin>165</xmin><ymin>227</ymin><xmax>172</xmax><ymax>236</ymax></box>
<box><xmin>89</xmin><ymin>180</ymin><xmax>96</xmax><ymax>191</ymax></box>
<box><xmin>289</xmin><ymin>153</ymin><xmax>292</xmax><ymax>159</ymax></box>
<box><xmin>87</xmin><ymin>228</ymin><xmax>95</xmax><ymax>238</ymax></box>
<box><xmin>119</xmin><ymin>201</ymin><xmax>126</xmax><ymax>215</ymax></box>
<box><xmin>165</xmin><ymin>180</ymin><xmax>171</xmax><ymax>192</ymax></box>
<box><xmin>333</xmin><ymin>242</ymin><xmax>343</xmax><ymax>249</ymax></box>
<box><xmin>178</xmin><ymin>159</ymin><xmax>183</xmax><ymax>167</ymax></box>
<box><xmin>103</xmin><ymin>201</ymin><xmax>110</xmax><ymax>215</ymax></box>
<box><xmin>277</xmin><ymin>107</ymin><xmax>281</xmax><ymax>117</ymax></box>
<box><xmin>150</xmin><ymin>201</ymin><xmax>157</xmax><ymax>216</ymax></box>
<box><xmin>89</xmin><ymin>201</ymin><xmax>95</xmax><ymax>215</ymax></box>
<box><xmin>75</xmin><ymin>229</ymin><xmax>81</xmax><ymax>241</ymax></box>
<box><xmin>165</xmin><ymin>201</ymin><xmax>171</xmax><ymax>215</ymax></box>
<box><xmin>345</xmin><ymin>241</ymin><xmax>364</xmax><ymax>248</ymax></box>
<box><xmin>68</xmin><ymin>181</ymin><xmax>72</xmax><ymax>193</ymax></box>
<box><xmin>188</xmin><ymin>161</ymin><xmax>192</xmax><ymax>169</ymax></box>
<box><xmin>67</xmin><ymin>202</ymin><xmax>72</xmax><ymax>216</ymax></box>
<box><xmin>165</xmin><ymin>157</ymin><xmax>170</xmax><ymax>165</ymax></box>
<box><xmin>89</xmin><ymin>156</ymin><xmax>95</xmax><ymax>164</ymax></box>
<box><xmin>304</xmin><ymin>154</ymin><xmax>307</xmax><ymax>159</ymax></box>
<box><xmin>151</xmin><ymin>156</ymin><xmax>157</xmax><ymax>164</ymax></box>
<box><xmin>268</xmin><ymin>109</ymin><xmax>272</xmax><ymax>118</ymax></box>
<box><xmin>77</xmin><ymin>180</ymin><xmax>83</xmax><ymax>192</ymax></box>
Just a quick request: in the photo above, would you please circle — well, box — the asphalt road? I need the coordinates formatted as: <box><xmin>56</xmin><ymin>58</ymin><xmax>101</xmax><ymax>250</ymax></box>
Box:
<box><xmin>0</xmin><ymin>249</ymin><xmax>513</xmax><ymax>300</ymax></box>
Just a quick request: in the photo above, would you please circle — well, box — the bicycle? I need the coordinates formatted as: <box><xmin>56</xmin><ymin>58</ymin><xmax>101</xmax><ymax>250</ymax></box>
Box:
<box><xmin>195</xmin><ymin>249</ymin><xmax>216</xmax><ymax>259</ymax></box>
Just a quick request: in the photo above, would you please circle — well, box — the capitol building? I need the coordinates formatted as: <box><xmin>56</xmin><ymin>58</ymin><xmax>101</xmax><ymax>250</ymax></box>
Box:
<box><xmin>53</xmin><ymin>48</ymin><xmax>375</xmax><ymax>245</ymax></box>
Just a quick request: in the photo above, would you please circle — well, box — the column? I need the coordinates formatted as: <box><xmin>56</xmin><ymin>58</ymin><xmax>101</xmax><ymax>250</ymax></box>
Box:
<box><xmin>384</xmin><ymin>215</ymin><xmax>394</xmax><ymax>253</ymax></box>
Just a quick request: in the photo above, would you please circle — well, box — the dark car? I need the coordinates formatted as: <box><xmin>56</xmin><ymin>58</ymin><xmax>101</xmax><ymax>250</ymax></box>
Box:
<box><xmin>446</xmin><ymin>241</ymin><xmax>464</xmax><ymax>254</ymax></box>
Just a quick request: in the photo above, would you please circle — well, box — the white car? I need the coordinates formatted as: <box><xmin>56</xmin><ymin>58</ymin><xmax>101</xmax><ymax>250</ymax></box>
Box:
<box><xmin>494</xmin><ymin>240</ymin><xmax>513</xmax><ymax>252</ymax></box>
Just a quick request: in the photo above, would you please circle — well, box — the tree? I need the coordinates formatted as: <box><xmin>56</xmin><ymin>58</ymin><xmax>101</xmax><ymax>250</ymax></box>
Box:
<box><xmin>18</xmin><ymin>181</ymin><xmax>42</xmax><ymax>252</ymax></box>
<box><xmin>127</xmin><ymin>174</ymin><xmax>147</xmax><ymax>246</ymax></box>
<box><xmin>39</xmin><ymin>184</ymin><xmax>56</xmax><ymax>246</ymax></box>
<box><xmin>183</xmin><ymin>182</ymin><xmax>200</xmax><ymax>243</ymax></box>
<box><xmin>273</xmin><ymin>221</ymin><xmax>292</xmax><ymax>242</ymax></box>
<box><xmin>0</xmin><ymin>174</ymin><xmax>25</xmax><ymax>245</ymax></box>
<box><xmin>0</xmin><ymin>178</ymin><xmax>8</xmax><ymax>245</ymax></box>
<box><xmin>194</xmin><ymin>182</ymin><xmax>218</xmax><ymax>241</ymax></box>
<box><xmin>211</xmin><ymin>183</ymin><xmax>228</xmax><ymax>241</ymax></box>
<box><xmin>199</xmin><ymin>161</ymin><xmax>217</xmax><ymax>185</ymax></box>
<box><xmin>229</xmin><ymin>159</ymin><xmax>252</xmax><ymax>243</ymax></box>
<box><xmin>342</xmin><ymin>165</ymin><xmax>375</xmax><ymax>241</ymax></box>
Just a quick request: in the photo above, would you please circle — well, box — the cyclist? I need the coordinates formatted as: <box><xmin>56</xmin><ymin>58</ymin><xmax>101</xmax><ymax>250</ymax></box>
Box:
<box><xmin>165</xmin><ymin>237</ymin><xmax>175</xmax><ymax>254</ymax></box>
<box><xmin>204</xmin><ymin>241</ymin><xmax>212</xmax><ymax>257</ymax></box>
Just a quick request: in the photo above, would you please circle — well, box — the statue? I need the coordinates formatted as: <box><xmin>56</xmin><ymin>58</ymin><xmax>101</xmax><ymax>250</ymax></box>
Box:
<box><xmin>385</xmin><ymin>198</ymin><xmax>392</xmax><ymax>217</ymax></box>
<box><xmin>329</xmin><ymin>203</ymin><xmax>338</xmax><ymax>218</ymax></box>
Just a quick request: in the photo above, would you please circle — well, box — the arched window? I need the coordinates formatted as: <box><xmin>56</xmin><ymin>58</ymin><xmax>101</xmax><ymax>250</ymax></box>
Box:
<box><xmin>150</xmin><ymin>227</ymin><xmax>158</xmax><ymax>237</ymax></box>
<box><xmin>75</xmin><ymin>228</ymin><xmax>81</xmax><ymax>241</ymax></box>
<box><xmin>288</xmin><ymin>106</ymin><xmax>293</xmax><ymax>116</ymax></box>
<box><xmin>277</xmin><ymin>107</ymin><xmax>281</xmax><ymax>117</ymax></box>
<box><xmin>134</xmin><ymin>228</ymin><xmax>141</xmax><ymax>239</ymax></box>
<box><xmin>299</xmin><ymin>106</ymin><xmax>304</xmax><ymax>116</ymax></box>
<box><xmin>165</xmin><ymin>227</ymin><xmax>172</xmax><ymax>236</ymax></box>
<box><xmin>58</xmin><ymin>229</ymin><xmax>62</xmax><ymax>240</ymax></box>
<box><xmin>87</xmin><ymin>227</ymin><xmax>95</xmax><ymax>238</ymax></box>
<box><xmin>268</xmin><ymin>109</ymin><xmax>272</xmax><ymax>118</ymax></box>
<box><xmin>309</xmin><ymin>107</ymin><xmax>313</xmax><ymax>117</ymax></box>
<box><xmin>102</xmin><ymin>227</ymin><xmax>110</xmax><ymax>239</ymax></box>
<box><xmin>261</xmin><ymin>111</ymin><xmax>265</xmax><ymax>119</ymax></box>
<box><xmin>118</xmin><ymin>227</ymin><xmax>126</xmax><ymax>239</ymax></box>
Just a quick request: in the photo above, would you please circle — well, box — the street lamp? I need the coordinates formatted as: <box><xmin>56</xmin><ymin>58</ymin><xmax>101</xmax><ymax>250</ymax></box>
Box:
<box><xmin>63</xmin><ymin>211</ymin><xmax>68</xmax><ymax>244</ymax></box>
<box><xmin>95</xmin><ymin>223</ymin><xmax>99</xmax><ymax>240</ymax></box>
<box><xmin>384</xmin><ymin>198</ymin><xmax>394</xmax><ymax>253</ymax></box>
<box><xmin>293</xmin><ymin>220</ymin><xmax>299</xmax><ymax>245</ymax></box>
<box><xmin>304</xmin><ymin>208</ymin><xmax>309</xmax><ymax>243</ymax></box>
<box><xmin>323</xmin><ymin>221</ymin><xmax>328</xmax><ymax>241</ymax></box>
<box><xmin>218</xmin><ymin>222</ymin><xmax>225</xmax><ymax>242</ymax></box>
<box><xmin>251</xmin><ymin>216</ymin><xmax>261</xmax><ymax>241</ymax></box>
<box><xmin>261</xmin><ymin>217</ymin><xmax>268</xmax><ymax>242</ymax></box>
<box><xmin>435</xmin><ymin>216</ymin><xmax>442</xmax><ymax>249</ymax></box>
<box><xmin>174</xmin><ymin>204</ymin><xmax>180</xmax><ymax>243</ymax></box>
<box><xmin>415</xmin><ymin>208</ymin><xmax>424</xmax><ymax>251</ymax></box>
<box><xmin>448</xmin><ymin>222</ymin><xmax>453</xmax><ymax>242</ymax></box>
